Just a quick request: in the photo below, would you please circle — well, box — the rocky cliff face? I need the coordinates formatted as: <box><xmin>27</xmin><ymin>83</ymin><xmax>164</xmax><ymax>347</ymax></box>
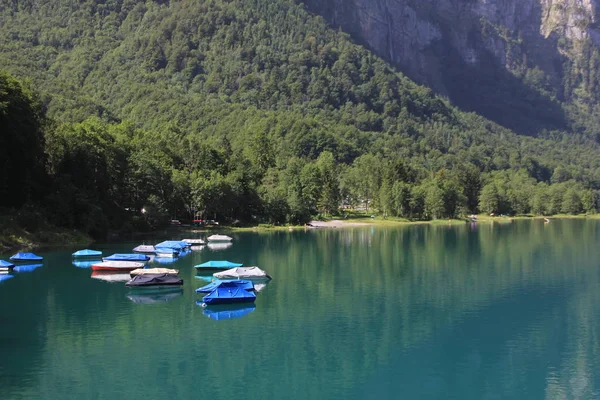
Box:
<box><xmin>301</xmin><ymin>0</ymin><xmax>600</xmax><ymax>135</ymax></box>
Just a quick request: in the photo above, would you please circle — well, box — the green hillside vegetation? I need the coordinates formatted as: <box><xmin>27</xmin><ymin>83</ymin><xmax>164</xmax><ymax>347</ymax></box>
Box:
<box><xmin>1</xmin><ymin>0</ymin><xmax>600</xmax><ymax>237</ymax></box>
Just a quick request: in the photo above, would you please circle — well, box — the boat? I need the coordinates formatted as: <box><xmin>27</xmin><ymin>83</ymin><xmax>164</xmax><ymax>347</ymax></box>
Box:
<box><xmin>195</xmin><ymin>280</ymin><xmax>254</xmax><ymax>293</ymax></box>
<box><xmin>9</xmin><ymin>252</ymin><xmax>43</xmax><ymax>262</ymax></box>
<box><xmin>133</xmin><ymin>245</ymin><xmax>156</xmax><ymax>253</ymax></box>
<box><xmin>207</xmin><ymin>242</ymin><xmax>233</xmax><ymax>251</ymax></box>
<box><xmin>91</xmin><ymin>272</ymin><xmax>131</xmax><ymax>282</ymax></box>
<box><xmin>154</xmin><ymin>247</ymin><xmax>179</xmax><ymax>258</ymax></box>
<box><xmin>72</xmin><ymin>260</ymin><xmax>96</xmax><ymax>268</ymax></box>
<box><xmin>130</xmin><ymin>268</ymin><xmax>179</xmax><ymax>277</ymax></box>
<box><xmin>183</xmin><ymin>238</ymin><xmax>206</xmax><ymax>245</ymax></box>
<box><xmin>127</xmin><ymin>289</ymin><xmax>183</xmax><ymax>304</ymax></box>
<box><xmin>213</xmin><ymin>266</ymin><xmax>272</xmax><ymax>281</ymax></box>
<box><xmin>200</xmin><ymin>285</ymin><xmax>257</xmax><ymax>305</ymax></box>
<box><xmin>103</xmin><ymin>253</ymin><xmax>150</xmax><ymax>262</ymax></box>
<box><xmin>13</xmin><ymin>263</ymin><xmax>43</xmax><ymax>273</ymax></box>
<box><xmin>207</xmin><ymin>234</ymin><xmax>233</xmax><ymax>242</ymax></box>
<box><xmin>72</xmin><ymin>249</ymin><xmax>102</xmax><ymax>258</ymax></box>
<box><xmin>125</xmin><ymin>273</ymin><xmax>183</xmax><ymax>289</ymax></box>
<box><xmin>199</xmin><ymin>303</ymin><xmax>256</xmax><ymax>320</ymax></box>
<box><xmin>194</xmin><ymin>260</ymin><xmax>243</xmax><ymax>271</ymax></box>
<box><xmin>91</xmin><ymin>261</ymin><xmax>145</xmax><ymax>271</ymax></box>
<box><xmin>0</xmin><ymin>260</ymin><xmax>15</xmax><ymax>272</ymax></box>
<box><xmin>154</xmin><ymin>241</ymin><xmax>189</xmax><ymax>251</ymax></box>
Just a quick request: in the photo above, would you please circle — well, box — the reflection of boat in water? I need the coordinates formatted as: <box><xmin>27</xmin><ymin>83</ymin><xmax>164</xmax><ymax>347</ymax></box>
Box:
<box><xmin>190</xmin><ymin>246</ymin><xmax>205</xmax><ymax>251</ymax></box>
<box><xmin>72</xmin><ymin>260</ymin><xmax>96</xmax><ymax>268</ymax></box>
<box><xmin>198</xmin><ymin>303</ymin><xmax>256</xmax><ymax>320</ymax></box>
<box><xmin>152</xmin><ymin>257</ymin><xmax>178</xmax><ymax>265</ymax></box>
<box><xmin>127</xmin><ymin>288</ymin><xmax>183</xmax><ymax>304</ymax></box>
<box><xmin>0</xmin><ymin>274</ymin><xmax>14</xmax><ymax>283</ymax></box>
<box><xmin>91</xmin><ymin>261</ymin><xmax>145</xmax><ymax>271</ymax></box>
<box><xmin>194</xmin><ymin>274</ymin><xmax>215</xmax><ymax>283</ymax></box>
<box><xmin>90</xmin><ymin>272</ymin><xmax>131</xmax><ymax>282</ymax></box>
<box><xmin>13</xmin><ymin>264</ymin><xmax>43</xmax><ymax>273</ymax></box>
<box><xmin>207</xmin><ymin>242</ymin><xmax>233</xmax><ymax>251</ymax></box>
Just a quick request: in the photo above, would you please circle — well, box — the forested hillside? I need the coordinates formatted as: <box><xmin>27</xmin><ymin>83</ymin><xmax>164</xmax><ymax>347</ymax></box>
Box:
<box><xmin>1</xmin><ymin>0</ymin><xmax>600</xmax><ymax>236</ymax></box>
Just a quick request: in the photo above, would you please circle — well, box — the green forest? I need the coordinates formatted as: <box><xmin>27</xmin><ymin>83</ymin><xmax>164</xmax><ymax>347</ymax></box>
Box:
<box><xmin>1</xmin><ymin>0</ymin><xmax>600</xmax><ymax>238</ymax></box>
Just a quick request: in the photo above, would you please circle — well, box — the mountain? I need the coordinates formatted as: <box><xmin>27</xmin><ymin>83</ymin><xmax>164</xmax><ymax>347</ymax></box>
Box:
<box><xmin>0</xmin><ymin>0</ymin><xmax>599</xmax><ymax>234</ymax></box>
<box><xmin>300</xmin><ymin>0</ymin><xmax>600</xmax><ymax>136</ymax></box>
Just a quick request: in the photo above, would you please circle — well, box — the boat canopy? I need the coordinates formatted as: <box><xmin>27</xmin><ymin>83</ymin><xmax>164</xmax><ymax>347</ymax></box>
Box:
<box><xmin>130</xmin><ymin>268</ymin><xmax>178</xmax><ymax>277</ymax></box>
<box><xmin>195</xmin><ymin>280</ymin><xmax>254</xmax><ymax>293</ymax></box>
<box><xmin>10</xmin><ymin>252</ymin><xmax>43</xmax><ymax>261</ymax></box>
<box><xmin>195</xmin><ymin>260</ymin><xmax>243</xmax><ymax>269</ymax></box>
<box><xmin>0</xmin><ymin>260</ymin><xmax>15</xmax><ymax>269</ymax></box>
<box><xmin>133</xmin><ymin>245</ymin><xmax>156</xmax><ymax>253</ymax></box>
<box><xmin>126</xmin><ymin>273</ymin><xmax>183</xmax><ymax>287</ymax></box>
<box><xmin>207</xmin><ymin>234</ymin><xmax>233</xmax><ymax>242</ymax></box>
<box><xmin>103</xmin><ymin>253</ymin><xmax>150</xmax><ymax>262</ymax></box>
<box><xmin>200</xmin><ymin>304</ymin><xmax>256</xmax><ymax>320</ymax></box>
<box><xmin>201</xmin><ymin>286</ymin><xmax>256</xmax><ymax>305</ymax></box>
<box><xmin>213</xmin><ymin>266</ymin><xmax>272</xmax><ymax>281</ymax></box>
<box><xmin>72</xmin><ymin>249</ymin><xmax>102</xmax><ymax>258</ymax></box>
<box><xmin>155</xmin><ymin>241</ymin><xmax>189</xmax><ymax>250</ymax></box>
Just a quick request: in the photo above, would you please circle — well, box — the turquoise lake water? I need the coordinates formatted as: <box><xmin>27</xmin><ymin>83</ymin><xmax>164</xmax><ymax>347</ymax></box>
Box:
<box><xmin>0</xmin><ymin>219</ymin><xmax>599</xmax><ymax>399</ymax></box>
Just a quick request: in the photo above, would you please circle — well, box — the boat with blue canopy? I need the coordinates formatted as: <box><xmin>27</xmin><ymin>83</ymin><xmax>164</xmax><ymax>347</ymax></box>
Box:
<box><xmin>201</xmin><ymin>284</ymin><xmax>257</xmax><ymax>305</ymax></box>
<box><xmin>103</xmin><ymin>253</ymin><xmax>150</xmax><ymax>262</ymax></box>
<box><xmin>13</xmin><ymin>263</ymin><xmax>43</xmax><ymax>272</ymax></box>
<box><xmin>199</xmin><ymin>303</ymin><xmax>256</xmax><ymax>320</ymax></box>
<box><xmin>10</xmin><ymin>252</ymin><xmax>43</xmax><ymax>262</ymax></box>
<box><xmin>195</xmin><ymin>260</ymin><xmax>243</xmax><ymax>271</ymax></box>
<box><xmin>154</xmin><ymin>241</ymin><xmax>189</xmax><ymax>251</ymax></box>
<box><xmin>196</xmin><ymin>280</ymin><xmax>254</xmax><ymax>293</ymax></box>
<box><xmin>0</xmin><ymin>260</ymin><xmax>15</xmax><ymax>271</ymax></box>
<box><xmin>72</xmin><ymin>249</ymin><xmax>102</xmax><ymax>258</ymax></box>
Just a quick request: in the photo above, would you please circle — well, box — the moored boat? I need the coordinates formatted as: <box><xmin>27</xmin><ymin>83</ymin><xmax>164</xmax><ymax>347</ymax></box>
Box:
<box><xmin>9</xmin><ymin>252</ymin><xmax>43</xmax><ymax>262</ymax></box>
<box><xmin>103</xmin><ymin>253</ymin><xmax>150</xmax><ymax>262</ymax></box>
<box><xmin>72</xmin><ymin>249</ymin><xmax>102</xmax><ymax>258</ymax></box>
<box><xmin>91</xmin><ymin>261</ymin><xmax>145</xmax><ymax>271</ymax></box>
<box><xmin>125</xmin><ymin>273</ymin><xmax>183</xmax><ymax>289</ymax></box>
<box><xmin>194</xmin><ymin>260</ymin><xmax>243</xmax><ymax>271</ymax></box>
<box><xmin>213</xmin><ymin>266</ymin><xmax>272</xmax><ymax>281</ymax></box>
<box><xmin>201</xmin><ymin>284</ymin><xmax>256</xmax><ymax>305</ymax></box>
<box><xmin>133</xmin><ymin>245</ymin><xmax>156</xmax><ymax>253</ymax></box>
<box><xmin>195</xmin><ymin>279</ymin><xmax>254</xmax><ymax>293</ymax></box>
<box><xmin>207</xmin><ymin>234</ymin><xmax>233</xmax><ymax>242</ymax></box>
<box><xmin>130</xmin><ymin>268</ymin><xmax>179</xmax><ymax>277</ymax></box>
<box><xmin>0</xmin><ymin>260</ymin><xmax>15</xmax><ymax>272</ymax></box>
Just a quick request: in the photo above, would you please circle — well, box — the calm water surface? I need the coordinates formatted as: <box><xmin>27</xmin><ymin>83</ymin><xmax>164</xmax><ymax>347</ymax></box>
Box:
<box><xmin>0</xmin><ymin>220</ymin><xmax>599</xmax><ymax>399</ymax></box>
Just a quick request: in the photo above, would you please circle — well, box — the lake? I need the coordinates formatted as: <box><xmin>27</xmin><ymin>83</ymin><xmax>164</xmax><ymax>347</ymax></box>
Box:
<box><xmin>0</xmin><ymin>219</ymin><xmax>599</xmax><ymax>399</ymax></box>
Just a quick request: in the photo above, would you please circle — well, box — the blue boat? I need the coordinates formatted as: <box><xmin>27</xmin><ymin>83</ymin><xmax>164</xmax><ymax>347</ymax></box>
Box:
<box><xmin>155</xmin><ymin>241</ymin><xmax>189</xmax><ymax>251</ymax></box>
<box><xmin>103</xmin><ymin>254</ymin><xmax>150</xmax><ymax>262</ymax></box>
<box><xmin>9</xmin><ymin>252</ymin><xmax>43</xmax><ymax>262</ymax></box>
<box><xmin>72</xmin><ymin>249</ymin><xmax>103</xmax><ymax>258</ymax></box>
<box><xmin>196</xmin><ymin>280</ymin><xmax>254</xmax><ymax>293</ymax></box>
<box><xmin>199</xmin><ymin>303</ymin><xmax>256</xmax><ymax>320</ymax></box>
<box><xmin>0</xmin><ymin>260</ymin><xmax>15</xmax><ymax>270</ymax></box>
<box><xmin>13</xmin><ymin>263</ymin><xmax>43</xmax><ymax>273</ymax></box>
<box><xmin>0</xmin><ymin>274</ymin><xmax>14</xmax><ymax>283</ymax></box>
<box><xmin>72</xmin><ymin>260</ymin><xmax>96</xmax><ymax>268</ymax></box>
<box><xmin>201</xmin><ymin>284</ymin><xmax>257</xmax><ymax>305</ymax></box>
<box><xmin>194</xmin><ymin>260</ymin><xmax>243</xmax><ymax>271</ymax></box>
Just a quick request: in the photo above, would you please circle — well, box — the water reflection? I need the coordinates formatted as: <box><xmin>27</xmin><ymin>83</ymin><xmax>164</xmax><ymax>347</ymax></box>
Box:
<box><xmin>199</xmin><ymin>303</ymin><xmax>256</xmax><ymax>320</ymax></box>
<box><xmin>127</xmin><ymin>288</ymin><xmax>183</xmax><ymax>304</ymax></box>
<box><xmin>72</xmin><ymin>260</ymin><xmax>96</xmax><ymax>268</ymax></box>
<box><xmin>207</xmin><ymin>242</ymin><xmax>233</xmax><ymax>251</ymax></box>
<box><xmin>90</xmin><ymin>272</ymin><xmax>131</xmax><ymax>282</ymax></box>
<box><xmin>13</xmin><ymin>264</ymin><xmax>43</xmax><ymax>273</ymax></box>
<box><xmin>151</xmin><ymin>257</ymin><xmax>178</xmax><ymax>265</ymax></box>
<box><xmin>0</xmin><ymin>274</ymin><xmax>13</xmax><ymax>283</ymax></box>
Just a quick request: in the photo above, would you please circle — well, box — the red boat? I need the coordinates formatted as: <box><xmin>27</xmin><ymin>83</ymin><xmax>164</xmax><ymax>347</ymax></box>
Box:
<box><xmin>91</xmin><ymin>261</ymin><xmax>145</xmax><ymax>271</ymax></box>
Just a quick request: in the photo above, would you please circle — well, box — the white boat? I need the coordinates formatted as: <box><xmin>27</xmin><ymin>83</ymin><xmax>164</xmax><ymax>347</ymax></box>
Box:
<box><xmin>183</xmin><ymin>238</ymin><xmax>206</xmax><ymax>245</ymax></box>
<box><xmin>207</xmin><ymin>234</ymin><xmax>233</xmax><ymax>242</ymax></box>
<box><xmin>130</xmin><ymin>268</ymin><xmax>179</xmax><ymax>277</ymax></box>
<box><xmin>91</xmin><ymin>261</ymin><xmax>145</xmax><ymax>271</ymax></box>
<box><xmin>213</xmin><ymin>266</ymin><xmax>272</xmax><ymax>281</ymax></box>
<box><xmin>133</xmin><ymin>245</ymin><xmax>156</xmax><ymax>253</ymax></box>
